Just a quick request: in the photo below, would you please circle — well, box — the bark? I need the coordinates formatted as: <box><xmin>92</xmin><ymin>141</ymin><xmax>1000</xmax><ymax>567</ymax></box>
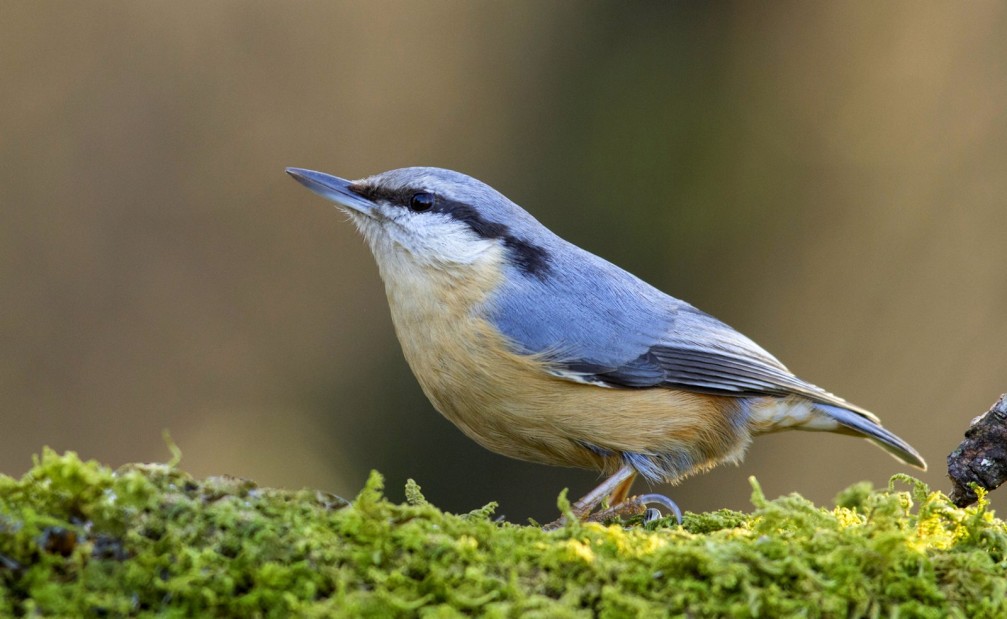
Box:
<box><xmin>947</xmin><ymin>393</ymin><xmax>1007</xmax><ymax>507</ymax></box>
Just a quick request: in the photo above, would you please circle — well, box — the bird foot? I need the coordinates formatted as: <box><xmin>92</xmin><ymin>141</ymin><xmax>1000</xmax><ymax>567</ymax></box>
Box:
<box><xmin>545</xmin><ymin>493</ymin><xmax>682</xmax><ymax>529</ymax></box>
<box><xmin>542</xmin><ymin>464</ymin><xmax>683</xmax><ymax>529</ymax></box>
<box><xmin>583</xmin><ymin>493</ymin><xmax>683</xmax><ymax>525</ymax></box>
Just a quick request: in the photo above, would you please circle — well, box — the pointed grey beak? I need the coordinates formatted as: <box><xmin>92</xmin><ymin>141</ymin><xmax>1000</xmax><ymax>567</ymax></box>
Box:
<box><xmin>285</xmin><ymin>167</ymin><xmax>374</xmax><ymax>215</ymax></box>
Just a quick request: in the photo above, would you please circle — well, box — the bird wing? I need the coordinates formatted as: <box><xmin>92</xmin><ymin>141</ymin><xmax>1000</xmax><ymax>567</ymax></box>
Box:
<box><xmin>487</xmin><ymin>244</ymin><xmax>875</xmax><ymax>419</ymax></box>
<box><xmin>561</xmin><ymin>306</ymin><xmax>858</xmax><ymax>405</ymax></box>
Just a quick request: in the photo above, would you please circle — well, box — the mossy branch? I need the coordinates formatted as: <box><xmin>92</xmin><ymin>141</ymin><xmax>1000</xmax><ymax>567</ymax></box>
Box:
<box><xmin>1</xmin><ymin>449</ymin><xmax>1005</xmax><ymax>616</ymax></box>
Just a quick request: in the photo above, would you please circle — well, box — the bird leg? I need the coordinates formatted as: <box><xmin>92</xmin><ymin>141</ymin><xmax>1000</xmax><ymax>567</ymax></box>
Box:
<box><xmin>608</xmin><ymin>469</ymin><xmax>639</xmax><ymax>505</ymax></box>
<box><xmin>544</xmin><ymin>464</ymin><xmax>682</xmax><ymax>529</ymax></box>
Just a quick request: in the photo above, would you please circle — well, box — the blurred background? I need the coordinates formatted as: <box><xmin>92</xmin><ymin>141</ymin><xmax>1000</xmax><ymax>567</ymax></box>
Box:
<box><xmin>2</xmin><ymin>2</ymin><xmax>1005</xmax><ymax>521</ymax></box>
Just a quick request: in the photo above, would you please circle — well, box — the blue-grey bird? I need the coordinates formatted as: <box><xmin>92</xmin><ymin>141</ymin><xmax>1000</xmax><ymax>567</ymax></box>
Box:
<box><xmin>285</xmin><ymin>166</ymin><xmax>926</xmax><ymax>522</ymax></box>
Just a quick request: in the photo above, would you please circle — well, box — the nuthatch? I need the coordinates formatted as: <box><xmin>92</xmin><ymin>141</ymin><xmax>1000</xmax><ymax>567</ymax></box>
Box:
<box><xmin>286</xmin><ymin>166</ymin><xmax>926</xmax><ymax>523</ymax></box>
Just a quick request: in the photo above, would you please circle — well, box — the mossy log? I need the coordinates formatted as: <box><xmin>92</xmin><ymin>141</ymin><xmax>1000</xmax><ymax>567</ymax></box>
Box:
<box><xmin>0</xmin><ymin>450</ymin><xmax>1004</xmax><ymax>617</ymax></box>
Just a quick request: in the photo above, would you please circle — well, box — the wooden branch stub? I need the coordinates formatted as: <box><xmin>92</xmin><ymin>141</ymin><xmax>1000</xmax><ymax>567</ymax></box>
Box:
<box><xmin>947</xmin><ymin>393</ymin><xmax>1007</xmax><ymax>507</ymax></box>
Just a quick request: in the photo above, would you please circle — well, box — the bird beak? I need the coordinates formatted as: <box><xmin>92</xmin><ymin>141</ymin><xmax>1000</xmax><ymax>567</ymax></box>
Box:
<box><xmin>285</xmin><ymin>167</ymin><xmax>375</xmax><ymax>216</ymax></box>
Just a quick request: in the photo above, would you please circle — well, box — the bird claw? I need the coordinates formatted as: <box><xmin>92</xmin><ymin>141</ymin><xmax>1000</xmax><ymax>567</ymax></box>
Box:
<box><xmin>636</xmin><ymin>493</ymin><xmax>683</xmax><ymax>523</ymax></box>
<box><xmin>580</xmin><ymin>493</ymin><xmax>683</xmax><ymax>526</ymax></box>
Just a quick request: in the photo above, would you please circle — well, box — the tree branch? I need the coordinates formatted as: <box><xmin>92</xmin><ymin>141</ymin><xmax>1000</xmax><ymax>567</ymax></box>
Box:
<box><xmin>947</xmin><ymin>393</ymin><xmax>1007</xmax><ymax>507</ymax></box>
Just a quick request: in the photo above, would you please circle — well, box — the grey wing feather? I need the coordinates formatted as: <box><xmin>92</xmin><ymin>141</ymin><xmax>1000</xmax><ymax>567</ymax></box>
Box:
<box><xmin>486</xmin><ymin>240</ymin><xmax>876</xmax><ymax>420</ymax></box>
<box><xmin>641</xmin><ymin>309</ymin><xmax>876</xmax><ymax>419</ymax></box>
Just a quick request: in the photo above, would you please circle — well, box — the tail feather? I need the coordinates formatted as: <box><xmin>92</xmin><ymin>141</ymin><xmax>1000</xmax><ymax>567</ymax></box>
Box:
<box><xmin>815</xmin><ymin>403</ymin><xmax>927</xmax><ymax>470</ymax></box>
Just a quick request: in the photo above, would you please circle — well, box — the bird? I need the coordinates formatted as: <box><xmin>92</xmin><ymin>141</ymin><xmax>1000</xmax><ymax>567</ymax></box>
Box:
<box><xmin>285</xmin><ymin>166</ymin><xmax>926</xmax><ymax>524</ymax></box>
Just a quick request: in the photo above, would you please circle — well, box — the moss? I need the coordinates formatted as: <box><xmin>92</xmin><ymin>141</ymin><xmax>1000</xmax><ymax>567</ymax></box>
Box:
<box><xmin>0</xmin><ymin>449</ymin><xmax>1005</xmax><ymax>617</ymax></box>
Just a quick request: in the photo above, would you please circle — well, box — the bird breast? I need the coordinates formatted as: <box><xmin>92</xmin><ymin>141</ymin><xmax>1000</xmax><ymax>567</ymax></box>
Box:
<box><xmin>373</xmin><ymin>244</ymin><xmax>754</xmax><ymax>481</ymax></box>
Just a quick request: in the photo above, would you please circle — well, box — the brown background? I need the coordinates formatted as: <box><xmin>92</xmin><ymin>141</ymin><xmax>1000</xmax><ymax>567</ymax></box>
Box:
<box><xmin>2</xmin><ymin>2</ymin><xmax>1005</xmax><ymax>521</ymax></box>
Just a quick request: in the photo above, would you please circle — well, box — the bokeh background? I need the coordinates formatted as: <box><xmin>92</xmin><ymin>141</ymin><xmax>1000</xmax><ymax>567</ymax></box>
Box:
<box><xmin>3</xmin><ymin>2</ymin><xmax>1005</xmax><ymax>521</ymax></box>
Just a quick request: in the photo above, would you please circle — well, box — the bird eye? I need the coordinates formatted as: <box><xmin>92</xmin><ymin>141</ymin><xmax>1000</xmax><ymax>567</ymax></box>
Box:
<box><xmin>409</xmin><ymin>192</ymin><xmax>435</xmax><ymax>212</ymax></box>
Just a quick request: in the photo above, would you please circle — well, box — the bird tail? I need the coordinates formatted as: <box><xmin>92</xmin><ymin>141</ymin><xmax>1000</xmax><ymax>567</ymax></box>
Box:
<box><xmin>815</xmin><ymin>402</ymin><xmax>927</xmax><ymax>470</ymax></box>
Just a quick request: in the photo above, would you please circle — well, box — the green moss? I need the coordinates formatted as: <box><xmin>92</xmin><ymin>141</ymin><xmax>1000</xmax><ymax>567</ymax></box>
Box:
<box><xmin>0</xmin><ymin>449</ymin><xmax>1005</xmax><ymax>617</ymax></box>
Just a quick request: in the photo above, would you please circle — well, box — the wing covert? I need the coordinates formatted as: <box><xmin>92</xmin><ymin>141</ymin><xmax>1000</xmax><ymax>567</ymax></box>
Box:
<box><xmin>485</xmin><ymin>236</ymin><xmax>865</xmax><ymax>415</ymax></box>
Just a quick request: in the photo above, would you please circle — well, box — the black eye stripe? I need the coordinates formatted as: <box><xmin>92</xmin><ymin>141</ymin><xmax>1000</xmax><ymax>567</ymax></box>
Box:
<box><xmin>349</xmin><ymin>185</ymin><xmax>445</xmax><ymax>214</ymax></box>
<box><xmin>435</xmin><ymin>197</ymin><xmax>551</xmax><ymax>277</ymax></box>
<box><xmin>350</xmin><ymin>183</ymin><xmax>552</xmax><ymax>277</ymax></box>
<box><xmin>347</xmin><ymin>184</ymin><xmax>411</xmax><ymax>205</ymax></box>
